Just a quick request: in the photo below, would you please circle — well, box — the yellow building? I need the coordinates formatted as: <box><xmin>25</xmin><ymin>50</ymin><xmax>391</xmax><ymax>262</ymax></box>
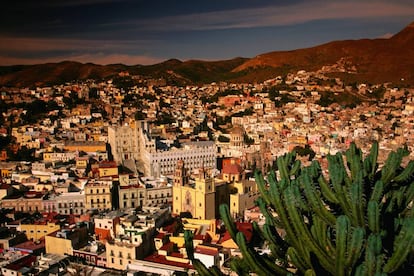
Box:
<box><xmin>85</xmin><ymin>181</ymin><xmax>112</xmax><ymax>211</ymax></box>
<box><xmin>45</xmin><ymin>233</ymin><xmax>74</xmax><ymax>256</ymax></box>
<box><xmin>64</xmin><ymin>141</ymin><xmax>106</xmax><ymax>152</ymax></box>
<box><xmin>98</xmin><ymin>161</ymin><xmax>118</xmax><ymax>178</ymax></box>
<box><xmin>76</xmin><ymin>157</ymin><xmax>89</xmax><ymax>169</ymax></box>
<box><xmin>1</xmin><ymin>192</ymin><xmax>44</xmax><ymax>213</ymax></box>
<box><xmin>229</xmin><ymin>179</ymin><xmax>260</xmax><ymax>219</ymax></box>
<box><xmin>172</xmin><ymin>161</ymin><xmax>215</xmax><ymax>220</ymax></box>
<box><xmin>84</xmin><ymin>179</ymin><xmax>112</xmax><ymax>210</ymax></box>
<box><xmin>19</xmin><ymin>222</ymin><xmax>60</xmax><ymax>241</ymax></box>
<box><xmin>106</xmin><ymin>241</ymin><xmax>137</xmax><ymax>270</ymax></box>
<box><xmin>45</xmin><ymin>226</ymin><xmax>88</xmax><ymax>256</ymax></box>
<box><xmin>0</xmin><ymin>164</ymin><xmax>14</xmax><ymax>178</ymax></box>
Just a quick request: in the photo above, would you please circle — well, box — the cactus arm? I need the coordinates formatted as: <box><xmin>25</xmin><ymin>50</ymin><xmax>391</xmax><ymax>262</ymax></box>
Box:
<box><xmin>236</xmin><ymin>232</ymin><xmax>289</xmax><ymax>276</ymax></box>
<box><xmin>310</xmin><ymin>215</ymin><xmax>335</xmax><ymax>255</ymax></box>
<box><xmin>393</xmin><ymin>160</ymin><xmax>414</xmax><ymax>182</ymax></box>
<box><xmin>256</xmin><ymin>197</ymin><xmax>281</xmax><ymax>227</ymax></box>
<box><xmin>402</xmin><ymin>180</ymin><xmax>414</xmax><ymax>209</ymax></box>
<box><xmin>184</xmin><ymin>230</ymin><xmax>194</xmax><ymax>261</ymax></box>
<box><xmin>229</xmin><ymin>257</ymin><xmax>250</xmax><ymax>276</ymax></box>
<box><xmin>287</xmin><ymin>246</ymin><xmax>309</xmax><ymax>274</ymax></box>
<box><xmin>346</xmin><ymin>144</ymin><xmax>363</xmax><ymax>182</ymax></box>
<box><xmin>291</xmin><ymin>181</ymin><xmax>310</xmax><ymax>212</ymax></box>
<box><xmin>335</xmin><ymin>215</ymin><xmax>350</xmax><ymax>276</ymax></box>
<box><xmin>318</xmin><ymin>174</ymin><xmax>339</xmax><ymax>204</ymax></box>
<box><xmin>383</xmin><ymin>218</ymin><xmax>414</xmax><ymax>273</ymax></box>
<box><xmin>363</xmin><ymin>141</ymin><xmax>378</xmax><ymax>180</ymax></box>
<box><xmin>277</xmin><ymin>156</ymin><xmax>290</xmax><ymax>182</ymax></box>
<box><xmin>284</xmin><ymin>186</ymin><xmax>335</xmax><ymax>273</ymax></box>
<box><xmin>192</xmin><ymin>259</ymin><xmax>224</xmax><ymax>276</ymax></box>
<box><xmin>367</xmin><ymin>201</ymin><xmax>380</xmax><ymax>233</ymax></box>
<box><xmin>219</xmin><ymin>204</ymin><xmax>238</xmax><ymax>242</ymax></box>
<box><xmin>354</xmin><ymin>264</ymin><xmax>367</xmax><ymax>276</ymax></box>
<box><xmin>345</xmin><ymin>227</ymin><xmax>365</xmax><ymax>269</ymax></box>
<box><xmin>262</xmin><ymin>223</ymin><xmax>289</xmax><ymax>259</ymax></box>
<box><xmin>328</xmin><ymin>154</ymin><xmax>354</xmax><ymax>219</ymax></box>
<box><xmin>290</xmin><ymin>159</ymin><xmax>301</xmax><ymax>177</ymax></box>
<box><xmin>304</xmin><ymin>269</ymin><xmax>317</xmax><ymax>276</ymax></box>
<box><xmin>350</xmin><ymin>171</ymin><xmax>366</xmax><ymax>227</ymax></box>
<box><xmin>255</xmin><ymin>170</ymin><xmax>272</xmax><ymax>206</ymax></box>
<box><xmin>381</xmin><ymin>147</ymin><xmax>408</xmax><ymax>187</ymax></box>
<box><xmin>267</xmin><ymin>177</ymin><xmax>302</xmax><ymax>251</ymax></box>
<box><xmin>369</xmin><ymin>180</ymin><xmax>384</xmax><ymax>204</ymax></box>
<box><xmin>301</xmin><ymin>171</ymin><xmax>336</xmax><ymax>226</ymax></box>
<box><xmin>364</xmin><ymin>234</ymin><xmax>384</xmax><ymax>275</ymax></box>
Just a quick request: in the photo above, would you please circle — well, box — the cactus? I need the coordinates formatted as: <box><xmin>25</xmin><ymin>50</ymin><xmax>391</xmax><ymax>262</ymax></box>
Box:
<box><xmin>211</xmin><ymin>141</ymin><xmax>414</xmax><ymax>275</ymax></box>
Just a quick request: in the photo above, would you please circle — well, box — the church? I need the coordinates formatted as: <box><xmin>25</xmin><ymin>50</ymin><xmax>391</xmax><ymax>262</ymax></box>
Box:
<box><xmin>172</xmin><ymin>160</ymin><xmax>216</xmax><ymax>220</ymax></box>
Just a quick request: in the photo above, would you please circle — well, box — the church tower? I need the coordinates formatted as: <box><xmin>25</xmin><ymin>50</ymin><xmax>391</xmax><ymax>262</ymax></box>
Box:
<box><xmin>172</xmin><ymin>161</ymin><xmax>216</xmax><ymax>219</ymax></box>
<box><xmin>194</xmin><ymin>167</ymin><xmax>216</xmax><ymax>219</ymax></box>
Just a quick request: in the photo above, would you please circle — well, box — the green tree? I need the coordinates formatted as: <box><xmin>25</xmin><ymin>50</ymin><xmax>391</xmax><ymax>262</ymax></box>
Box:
<box><xmin>189</xmin><ymin>142</ymin><xmax>414</xmax><ymax>275</ymax></box>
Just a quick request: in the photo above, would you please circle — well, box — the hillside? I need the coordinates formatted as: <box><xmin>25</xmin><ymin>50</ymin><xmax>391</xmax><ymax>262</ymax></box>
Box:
<box><xmin>0</xmin><ymin>21</ymin><xmax>413</xmax><ymax>87</ymax></box>
<box><xmin>233</xmin><ymin>21</ymin><xmax>414</xmax><ymax>85</ymax></box>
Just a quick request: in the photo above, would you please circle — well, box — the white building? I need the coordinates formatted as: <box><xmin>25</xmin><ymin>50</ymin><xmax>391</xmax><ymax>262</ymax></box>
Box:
<box><xmin>143</xmin><ymin>141</ymin><xmax>216</xmax><ymax>177</ymax></box>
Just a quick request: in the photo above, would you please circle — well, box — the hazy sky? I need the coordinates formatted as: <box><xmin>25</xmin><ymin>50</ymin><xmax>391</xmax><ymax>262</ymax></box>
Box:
<box><xmin>1</xmin><ymin>0</ymin><xmax>413</xmax><ymax>65</ymax></box>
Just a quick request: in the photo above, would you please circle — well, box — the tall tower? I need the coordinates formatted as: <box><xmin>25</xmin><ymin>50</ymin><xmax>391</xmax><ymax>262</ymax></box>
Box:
<box><xmin>173</xmin><ymin>160</ymin><xmax>188</xmax><ymax>187</ymax></box>
<box><xmin>173</xmin><ymin>160</ymin><xmax>189</xmax><ymax>216</ymax></box>
<box><xmin>172</xmin><ymin>161</ymin><xmax>216</xmax><ymax>219</ymax></box>
<box><xmin>194</xmin><ymin>167</ymin><xmax>215</xmax><ymax>219</ymax></box>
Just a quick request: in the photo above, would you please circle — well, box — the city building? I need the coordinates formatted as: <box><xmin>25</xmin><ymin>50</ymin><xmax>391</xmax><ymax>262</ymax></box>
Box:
<box><xmin>84</xmin><ymin>178</ymin><xmax>113</xmax><ymax>211</ymax></box>
<box><xmin>172</xmin><ymin>161</ymin><xmax>215</xmax><ymax>219</ymax></box>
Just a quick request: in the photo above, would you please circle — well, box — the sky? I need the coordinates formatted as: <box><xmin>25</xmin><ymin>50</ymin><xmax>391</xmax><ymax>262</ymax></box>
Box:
<box><xmin>1</xmin><ymin>0</ymin><xmax>414</xmax><ymax>66</ymax></box>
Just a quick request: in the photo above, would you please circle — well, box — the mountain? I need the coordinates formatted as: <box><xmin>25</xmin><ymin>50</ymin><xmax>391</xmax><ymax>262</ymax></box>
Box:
<box><xmin>1</xmin><ymin>21</ymin><xmax>414</xmax><ymax>87</ymax></box>
<box><xmin>233</xmin><ymin>21</ymin><xmax>414</xmax><ymax>85</ymax></box>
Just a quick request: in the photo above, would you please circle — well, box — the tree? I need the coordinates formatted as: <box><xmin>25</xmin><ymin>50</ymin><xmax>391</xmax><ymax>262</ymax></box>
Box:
<box><xmin>189</xmin><ymin>142</ymin><xmax>414</xmax><ymax>275</ymax></box>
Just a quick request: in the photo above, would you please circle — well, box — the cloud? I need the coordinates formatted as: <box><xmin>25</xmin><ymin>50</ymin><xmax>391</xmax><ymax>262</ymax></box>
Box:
<box><xmin>107</xmin><ymin>1</ymin><xmax>414</xmax><ymax>32</ymax></box>
<box><xmin>0</xmin><ymin>36</ymin><xmax>153</xmax><ymax>53</ymax></box>
<box><xmin>378</xmin><ymin>33</ymin><xmax>394</xmax><ymax>39</ymax></box>
<box><xmin>0</xmin><ymin>53</ymin><xmax>163</xmax><ymax>66</ymax></box>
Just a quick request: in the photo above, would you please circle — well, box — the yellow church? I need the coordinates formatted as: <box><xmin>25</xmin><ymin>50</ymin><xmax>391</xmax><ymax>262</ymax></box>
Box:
<box><xmin>172</xmin><ymin>160</ymin><xmax>216</xmax><ymax>220</ymax></box>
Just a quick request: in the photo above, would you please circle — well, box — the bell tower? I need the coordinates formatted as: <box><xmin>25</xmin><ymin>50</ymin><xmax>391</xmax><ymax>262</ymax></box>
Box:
<box><xmin>174</xmin><ymin>160</ymin><xmax>188</xmax><ymax>187</ymax></box>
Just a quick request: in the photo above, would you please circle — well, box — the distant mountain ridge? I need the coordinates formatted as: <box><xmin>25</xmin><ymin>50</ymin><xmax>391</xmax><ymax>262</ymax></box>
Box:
<box><xmin>1</xmin><ymin>21</ymin><xmax>414</xmax><ymax>87</ymax></box>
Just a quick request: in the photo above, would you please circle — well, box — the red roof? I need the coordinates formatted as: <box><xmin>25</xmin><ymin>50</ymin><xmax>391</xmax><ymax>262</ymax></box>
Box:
<box><xmin>5</xmin><ymin>255</ymin><xmax>37</xmax><ymax>271</ymax></box>
<box><xmin>195</xmin><ymin>246</ymin><xmax>218</xmax><ymax>256</ymax></box>
<box><xmin>222</xmin><ymin>158</ymin><xmax>243</xmax><ymax>175</ymax></box>
<box><xmin>155</xmin><ymin>232</ymin><xmax>167</xmax><ymax>239</ymax></box>
<box><xmin>144</xmin><ymin>254</ymin><xmax>193</xmax><ymax>269</ymax></box>
<box><xmin>219</xmin><ymin>222</ymin><xmax>253</xmax><ymax>244</ymax></box>
<box><xmin>13</xmin><ymin>239</ymin><xmax>45</xmax><ymax>252</ymax></box>
<box><xmin>159</xmin><ymin>242</ymin><xmax>174</xmax><ymax>251</ymax></box>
